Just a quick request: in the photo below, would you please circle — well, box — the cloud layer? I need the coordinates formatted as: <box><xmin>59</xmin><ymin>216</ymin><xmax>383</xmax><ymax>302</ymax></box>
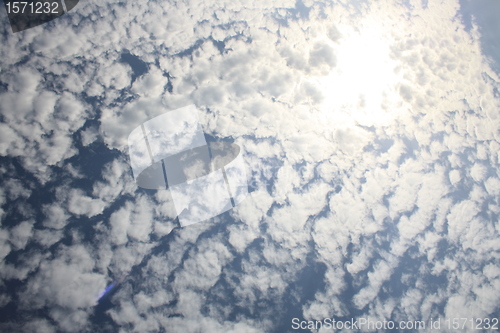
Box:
<box><xmin>0</xmin><ymin>0</ymin><xmax>499</xmax><ymax>332</ymax></box>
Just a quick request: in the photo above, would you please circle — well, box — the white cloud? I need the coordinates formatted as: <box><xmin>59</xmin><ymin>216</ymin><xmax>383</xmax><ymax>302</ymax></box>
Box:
<box><xmin>447</xmin><ymin>199</ymin><xmax>480</xmax><ymax>242</ymax></box>
<box><xmin>19</xmin><ymin>244</ymin><xmax>106</xmax><ymax>320</ymax></box>
<box><xmin>352</xmin><ymin>255</ymin><xmax>399</xmax><ymax>310</ymax></box>
<box><xmin>9</xmin><ymin>220</ymin><xmax>34</xmax><ymax>250</ymax></box>
<box><xmin>34</xmin><ymin>229</ymin><xmax>64</xmax><ymax>248</ymax></box>
<box><xmin>43</xmin><ymin>204</ymin><xmax>70</xmax><ymax>230</ymax></box>
<box><xmin>0</xmin><ymin>123</ymin><xmax>24</xmax><ymax>156</ymax></box>
<box><xmin>97</xmin><ymin>62</ymin><xmax>131</xmax><ymax>90</ymax></box>
<box><xmin>174</xmin><ymin>238</ymin><xmax>232</xmax><ymax>290</ymax></box>
<box><xmin>49</xmin><ymin>308</ymin><xmax>90</xmax><ymax>333</ymax></box>
<box><xmin>18</xmin><ymin>319</ymin><xmax>55</xmax><ymax>333</ymax></box>
<box><xmin>470</xmin><ymin>163</ymin><xmax>488</xmax><ymax>182</ymax></box>
<box><xmin>228</xmin><ymin>224</ymin><xmax>258</xmax><ymax>253</ymax></box>
<box><xmin>449</xmin><ymin>169</ymin><xmax>461</xmax><ymax>185</ymax></box>
<box><xmin>67</xmin><ymin>189</ymin><xmax>105</xmax><ymax>217</ymax></box>
<box><xmin>0</xmin><ymin>229</ymin><xmax>11</xmax><ymax>262</ymax></box>
<box><xmin>131</xmin><ymin>67</ymin><xmax>167</xmax><ymax>98</ymax></box>
<box><xmin>80</xmin><ymin>126</ymin><xmax>99</xmax><ymax>146</ymax></box>
<box><xmin>108</xmin><ymin>194</ymin><xmax>155</xmax><ymax>246</ymax></box>
<box><xmin>485</xmin><ymin>176</ymin><xmax>500</xmax><ymax>195</ymax></box>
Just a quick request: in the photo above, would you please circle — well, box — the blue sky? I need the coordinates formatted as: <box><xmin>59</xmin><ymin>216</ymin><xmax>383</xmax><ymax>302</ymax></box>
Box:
<box><xmin>458</xmin><ymin>0</ymin><xmax>500</xmax><ymax>74</ymax></box>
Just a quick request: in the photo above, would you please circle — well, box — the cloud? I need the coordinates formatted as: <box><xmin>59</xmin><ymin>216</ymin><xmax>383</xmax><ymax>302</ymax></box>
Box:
<box><xmin>108</xmin><ymin>195</ymin><xmax>154</xmax><ymax>245</ymax></box>
<box><xmin>1</xmin><ymin>0</ymin><xmax>500</xmax><ymax>331</ymax></box>
<box><xmin>352</xmin><ymin>255</ymin><xmax>399</xmax><ymax>310</ymax></box>
<box><xmin>20</xmin><ymin>244</ymin><xmax>105</xmax><ymax>309</ymax></box>
<box><xmin>485</xmin><ymin>176</ymin><xmax>500</xmax><ymax>195</ymax></box>
<box><xmin>67</xmin><ymin>189</ymin><xmax>105</xmax><ymax>217</ymax></box>
<box><xmin>34</xmin><ymin>229</ymin><xmax>64</xmax><ymax>248</ymax></box>
<box><xmin>470</xmin><ymin>162</ymin><xmax>488</xmax><ymax>182</ymax></box>
<box><xmin>227</xmin><ymin>224</ymin><xmax>258</xmax><ymax>253</ymax></box>
<box><xmin>0</xmin><ymin>229</ymin><xmax>11</xmax><ymax>262</ymax></box>
<box><xmin>9</xmin><ymin>220</ymin><xmax>34</xmax><ymax>250</ymax></box>
<box><xmin>131</xmin><ymin>66</ymin><xmax>167</xmax><ymax>98</ymax></box>
<box><xmin>0</xmin><ymin>123</ymin><xmax>24</xmax><ymax>156</ymax></box>
<box><xmin>174</xmin><ymin>238</ymin><xmax>233</xmax><ymax>290</ymax></box>
<box><xmin>80</xmin><ymin>126</ymin><xmax>100</xmax><ymax>146</ymax></box>
<box><xmin>449</xmin><ymin>169</ymin><xmax>461</xmax><ymax>185</ymax></box>
<box><xmin>42</xmin><ymin>204</ymin><xmax>70</xmax><ymax>230</ymax></box>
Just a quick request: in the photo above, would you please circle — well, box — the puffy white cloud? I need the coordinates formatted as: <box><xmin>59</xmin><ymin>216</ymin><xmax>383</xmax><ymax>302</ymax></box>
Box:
<box><xmin>174</xmin><ymin>239</ymin><xmax>232</xmax><ymax>290</ymax></box>
<box><xmin>67</xmin><ymin>189</ymin><xmax>105</xmax><ymax>217</ymax></box>
<box><xmin>449</xmin><ymin>169</ymin><xmax>461</xmax><ymax>185</ymax></box>
<box><xmin>16</xmin><ymin>244</ymin><xmax>106</xmax><ymax>332</ymax></box>
<box><xmin>470</xmin><ymin>162</ymin><xmax>488</xmax><ymax>182</ymax></box>
<box><xmin>0</xmin><ymin>67</ymin><xmax>89</xmax><ymax>181</ymax></box>
<box><xmin>447</xmin><ymin>199</ymin><xmax>480</xmax><ymax>242</ymax></box>
<box><xmin>80</xmin><ymin>126</ymin><xmax>99</xmax><ymax>146</ymax></box>
<box><xmin>43</xmin><ymin>204</ymin><xmax>70</xmax><ymax>230</ymax></box>
<box><xmin>227</xmin><ymin>224</ymin><xmax>258</xmax><ymax>253</ymax></box>
<box><xmin>485</xmin><ymin>176</ymin><xmax>500</xmax><ymax>196</ymax></box>
<box><xmin>0</xmin><ymin>123</ymin><xmax>24</xmax><ymax>156</ymax></box>
<box><xmin>34</xmin><ymin>229</ymin><xmax>64</xmax><ymax>248</ymax></box>
<box><xmin>9</xmin><ymin>220</ymin><xmax>34</xmax><ymax>250</ymax></box>
<box><xmin>92</xmin><ymin>157</ymin><xmax>137</xmax><ymax>203</ymax></box>
<box><xmin>108</xmin><ymin>194</ymin><xmax>155</xmax><ymax>246</ymax></box>
<box><xmin>352</xmin><ymin>255</ymin><xmax>399</xmax><ymax>310</ymax></box>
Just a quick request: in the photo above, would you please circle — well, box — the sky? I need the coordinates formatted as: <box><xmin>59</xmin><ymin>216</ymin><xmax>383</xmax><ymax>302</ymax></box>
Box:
<box><xmin>0</xmin><ymin>0</ymin><xmax>499</xmax><ymax>332</ymax></box>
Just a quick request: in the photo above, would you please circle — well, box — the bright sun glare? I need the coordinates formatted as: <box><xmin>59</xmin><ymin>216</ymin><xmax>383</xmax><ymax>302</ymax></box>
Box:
<box><xmin>316</xmin><ymin>26</ymin><xmax>399</xmax><ymax>126</ymax></box>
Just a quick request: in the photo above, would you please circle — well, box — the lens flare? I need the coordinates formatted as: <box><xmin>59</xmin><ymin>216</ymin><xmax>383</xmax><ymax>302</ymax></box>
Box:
<box><xmin>97</xmin><ymin>273</ymin><xmax>127</xmax><ymax>302</ymax></box>
<box><xmin>97</xmin><ymin>282</ymin><xmax>116</xmax><ymax>301</ymax></box>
